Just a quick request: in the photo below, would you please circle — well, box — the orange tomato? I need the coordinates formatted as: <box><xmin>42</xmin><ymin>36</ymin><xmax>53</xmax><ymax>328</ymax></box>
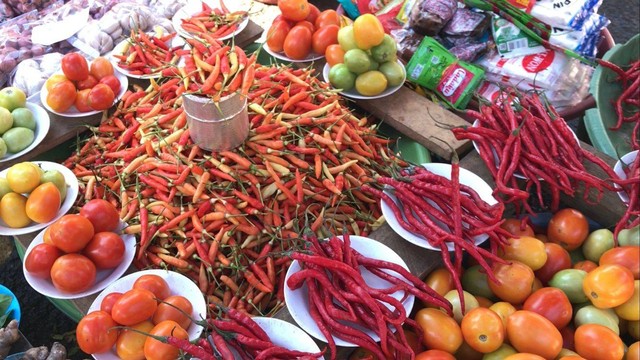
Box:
<box><xmin>506</xmin><ymin>310</ymin><xmax>563</xmax><ymax>359</ymax></box>
<box><xmin>504</xmin><ymin>354</ymin><xmax>546</xmax><ymax>360</ymax></box>
<box><xmin>573</xmin><ymin>260</ymin><xmax>598</xmax><ymax>273</ymax></box>
<box><xmin>627</xmin><ymin>342</ymin><xmax>639</xmax><ymax>360</ymax></box>
<box><xmin>499</xmin><ymin>236</ymin><xmax>547</xmax><ymax>271</ymax></box>
<box><xmin>461</xmin><ymin>307</ymin><xmax>504</xmax><ymax>353</ymax></box>
<box><xmin>49</xmin><ymin>214</ymin><xmax>95</xmax><ymax>253</ymax></box>
<box><xmin>523</xmin><ymin>287</ymin><xmax>573</xmax><ymax>329</ymax></box>
<box><xmin>312</xmin><ymin>24</ymin><xmax>339</xmax><ymax>55</ymax></box>
<box><xmin>547</xmin><ymin>208</ymin><xmax>589</xmax><ymax>251</ymax></box>
<box><xmin>315</xmin><ymin>9</ymin><xmax>341</xmax><ymax>29</ymax></box>
<box><xmin>266</xmin><ymin>21</ymin><xmax>291</xmax><ymax>53</ymax></box>
<box><xmin>414</xmin><ymin>308</ymin><xmax>463</xmax><ymax>354</ymax></box>
<box><xmin>76</xmin><ymin>75</ymin><xmax>98</xmax><ymax>90</ymax></box>
<box><xmin>534</xmin><ymin>242</ymin><xmax>572</xmax><ymax>284</ymax></box>
<box><xmin>415</xmin><ymin>350</ymin><xmax>456</xmax><ymax>360</ymax></box>
<box><xmin>90</xmin><ymin>57</ymin><xmax>114</xmax><ymax>80</ymax></box>
<box><xmin>583</xmin><ymin>264</ymin><xmax>635</xmax><ymax>308</ymax></box>
<box><xmin>424</xmin><ymin>267</ymin><xmax>455</xmax><ymax>297</ymax></box>
<box><xmin>574</xmin><ymin>324</ymin><xmax>624</xmax><ymax>360</ymax></box>
<box><xmin>25</xmin><ymin>182</ymin><xmax>61</xmax><ymax>223</ymax></box>
<box><xmin>144</xmin><ymin>320</ymin><xmax>188</xmax><ymax>360</ymax></box>
<box><xmin>116</xmin><ymin>320</ymin><xmax>154</xmax><ymax>360</ymax></box>
<box><xmin>133</xmin><ymin>274</ymin><xmax>171</xmax><ymax>300</ymax></box>
<box><xmin>61</xmin><ymin>52</ymin><xmax>89</xmax><ymax>81</ymax></box>
<box><xmin>489</xmin><ymin>302</ymin><xmax>516</xmax><ymax>337</ymax></box>
<box><xmin>47</xmin><ymin>80</ymin><xmax>76</xmax><ymax>113</ymax></box>
<box><xmin>325</xmin><ymin>44</ymin><xmax>345</xmax><ymax>66</ymax></box>
<box><xmin>74</xmin><ymin>89</ymin><xmax>93</xmax><ymax>113</ymax></box>
<box><xmin>353</xmin><ymin>14</ymin><xmax>385</xmax><ymax>50</ymax></box>
<box><xmin>88</xmin><ymin>83</ymin><xmax>115</xmax><ymax>111</ymax></box>
<box><xmin>76</xmin><ymin>311</ymin><xmax>119</xmax><ymax>354</ymax></box>
<box><xmin>152</xmin><ymin>295</ymin><xmax>193</xmax><ymax>330</ymax></box>
<box><xmin>599</xmin><ymin>246</ymin><xmax>640</xmax><ymax>279</ymax></box>
<box><xmin>45</xmin><ymin>74</ymin><xmax>68</xmax><ymax>92</ymax></box>
<box><xmin>278</xmin><ymin>0</ymin><xmax>310</xmax><ymax>22</ymax></box>
<box><xmin>488</xmin><ymin>260</ymin><xmax>535</xmax><ymax>304</ymax></box>
<box><xmin>500</xmin><ymin>218</ymin><xmax>535</xmax><ymax>237</ymax></box>
<box><xmin>112</xmin><ymin>289</ymin><xmax>158</xmax><ymax>326</ymax></box>
<box><xmin>475</xmin><ymin>296</ymin><xmax>494</xmax><ymax>308</ymax></box>
<box><xmin>294</xmin><ymin>20</ymin><xmax>315</xmax><ymax>33</ymax></box>
<box><xmin>558</xmin><ymin>356</ymin><xmax>586</xmax><ymax>360</ymax></box>
<box><xmin>283</xmin><ymin>25</ymin><xmax>312</xmax><ymax>60</ymax></box>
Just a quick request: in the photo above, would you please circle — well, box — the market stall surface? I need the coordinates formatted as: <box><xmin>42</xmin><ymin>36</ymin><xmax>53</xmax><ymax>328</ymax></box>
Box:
<box><xmin>0</xmin><ymin>0</ymin><xmax>638</xmax><ymax>358</ymax></box>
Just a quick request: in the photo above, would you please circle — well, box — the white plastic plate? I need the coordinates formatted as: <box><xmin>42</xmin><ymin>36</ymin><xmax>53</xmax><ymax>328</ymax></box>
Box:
<box><xmin>380</xmin><ymin>163</ymin><xmax>495</xmax><ymax>251</ymax></box>
<box><xmin>88</xmin><ymin>269</ymin><xmax>207</xmax><ymax>360</ymax></box>
<box><xmin>253</xmin><ymin>317</ymin><xmax>322</xmax><ymax>355</ymax></box>
<box><xmin>322</xmin><ymin>60</ymin><xmax>405</xmax><ymax>100</ymax></box>
<box><xmin>0</xmin><ymin>161</ymin><xmax>78</xmax><ymax>236</ymax></box>
<box><xmin>263</xmin><ymin>42</ymin><xmax>325</xmax><ymax>63</ymax></box>
<box><xmin>613</xmin><ymin>149</ymin><xmax>638</xmax><ymax>205</ymax></box>
<box><xmin>0</xmin><ymin>102</ymin><xmax>50</xmax><ymax>163</ymax></box>
<box><xmin>285</xmin><ymin>235</ymin><xmax>415</xmax><ymax>347</ymax></box>
<box><xmin>172</xmin><ymin>0</ymin><xmax>249</xmax><ymax>42</ymax></box>
<box><xmin>39</xmin><ymin>71</ymin><xmax>128</xmax><ymax>117</ymax></box>
<box><xmin>110</xmin><ymin>34</ymin><xmax>185</xmax><ymax>79</ymax></box>
<box><xmin>23</xmin><ymin>220</ymin><xmax>135</xmax><ymax>300</ymax></box>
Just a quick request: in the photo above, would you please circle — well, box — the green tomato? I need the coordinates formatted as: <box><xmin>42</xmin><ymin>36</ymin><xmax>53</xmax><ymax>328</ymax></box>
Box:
<box><xmin>0</xmin><ymin>107</ymin><xmax>13</xmax><ymax>134</ymax></box>
<box><xmin>482</xmin><ymin>343</ymin><xmax>517</xmax><ymax>360</ymax></box>
<box><xmin>370</xmin><ymin>34</ymin><xmax>397</xmax><ymax>63</ymax></box>
<box><xmin>443</xmin><ymin>289</ymin><xmax>479</xmax><ymax>323</ymax></box>
<box><xmin>575</xmin><ymin>305</ymin><xmax>620</xmax><ymax>334</ymax></box>
<box><xmin>548</xmin><ymin>269</ymin><xmax>588</xmax><ymax>303</ymax></box>
<box><xmin>582</xmin><ymin>228</ymin><xmax>615</xmax><ymax>262</ymax></box>
<box><xmin>11</xmin><ymin>108</ymin><xmax>35</xmax><ymax>130</ymax></box>
<box><xmin>378</xmin><ymin>61</ymin><xmax>405</xmax><ymax>87</ymax></box>
<box><xmin>368</xmin><ymin>57</ymin><xmax>379</xmax><ymax>71</ymax></box>
<box><xmin>2</xmin><ymin>127</ymin><xmax>34</xmax><ymax>153</ymax></box>
<box><xmin>461</xmin><ymin>265</ymin><xmax>495</xmax><ymax>300</ymax></box>
<box><xmin>0</xmin><ymin>178</ymin><xmax>11</xmax><ymax>200</ymax></box>
<box><xmin>337</xmin><ymin>25</ymin><xmax>358</xmax><ymax>51</ymax></box>
<box><xmin>618</xmin><ymin>225</ymin><xmax>640</xmax><ymax>246</ymax></box>
<box><xmin>0</xmin><ymin>138</ymin><xmax>6</xmax><ymax>158</ymax></box>
<box><xmin>343</xmin><ymin>49</ymin><xmax>371</xmax><ymax>75</ymax></box>
<box><xmin>328</xmin><ymin>64</ymin><xmax>356</xmax><ymax>91</ymax></box>
<box><xmin>0</xmin><ymin>87</ymin><xmax>26</xmax><ymax>112</ymax></box>
<box><xmin>41</xmin><ymin>170</ymin><xmax>67</xmax><ymax>202</ymax></box>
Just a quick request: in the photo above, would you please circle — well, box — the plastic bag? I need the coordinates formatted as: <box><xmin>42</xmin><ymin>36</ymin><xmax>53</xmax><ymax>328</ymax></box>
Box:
<box><xmin>408</xmin><ymin>0</ymin><xmax>458</xmax><ymax>36</ymax></box>
<box><xmin>10</xmin><ymin>52</ymin><xmax>64</xmax><ymax>97</ymax></box>
<box><xmin>530</xmin><ymin>0</ymin><xmax>603</xmax><ymax>30</ymax></box>
<box><xmin>391</xmin><ymin>26</ymin><xmax>425</xmax><ymax>62</ymax></box>
<box><xmin>441</xmin><ymin>8</ymin><xmax>490</xmax><ymax>38</ymax></box>
<box><xmin>0</xmin><ymin>10</ymin><xmax>48</xmax><ymax>86</ymax></box>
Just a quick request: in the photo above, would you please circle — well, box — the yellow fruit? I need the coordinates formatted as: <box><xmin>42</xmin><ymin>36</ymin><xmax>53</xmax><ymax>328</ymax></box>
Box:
<box><xmin>353</xmin><ymin>14</ymin><xmax>384</xmax><ymax>50</ymax></box>
<box><xmin>355</xmin><ymin>71</ymin><xmax>387</xmax><ymax>96</ymax></box>
<box><xmin>6</xmin><ymin>162</ymin><xmax>41</xmax><ymax>193</ymax></box>
<box><xmin>0</xmin><ymin>192</ymin><xmax>31</xmax><ymax>228</ymax></box>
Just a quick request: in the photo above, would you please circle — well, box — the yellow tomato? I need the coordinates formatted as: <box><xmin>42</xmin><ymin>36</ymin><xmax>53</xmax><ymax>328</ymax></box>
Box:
<box><xmin>627</xmin><ymin>342</ymin><xmax>639</xmax><ymax>360</ymax></box>
<box><xmin>583</xmin><ymin>264</ymin><xmax>635</xmax><ymax>309</ymax></box>
<box><xmin>499</xmin><ymin>236</ymin><xmax>547</xmax><ymax>271</ymax></box>
<box><xmin>489</xmin><ymin>302</ymin><xmax>517</xmax><ymax>337</ymax></box>
<box><xmin>352</xmin><ymin>14</ymin><xmax>384</xmax><ymax>50</ymax></box>
<box><xmin>45</xmin><ymin>74</ymin><xmax>68</xmax><ymax>92</ymax></box>
<box><xmin>0</xmin><ymin>192</ymin><xmax>30</xmax><ymax>228</ymax></box>
<box><xmin>414</xmin><ymin>308</ymin><xmax>463</xmax><ymax>354</ymax></box>
<box><xmin>6</xmin><ymin>162</ymin><xmax>41</xmax><ymax>193</ymax></box>
<box><xmin>616</xmin><ymin>280</ymin><xmax>640</xmax><ymax>321</ymax></box>
<box><xmin>116</xmin><ymin>320</ymin><xmax>155</xmax><ymax>360</ymax></box>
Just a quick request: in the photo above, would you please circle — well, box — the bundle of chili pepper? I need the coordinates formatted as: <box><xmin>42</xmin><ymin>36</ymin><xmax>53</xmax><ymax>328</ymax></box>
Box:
<box><xmin>63</xmin><ymin>62</ymin><xmax>405</xmax><ymax>317</ymax></box>
<box><xmin>179</xmin><ymin>0</ymin><xmax>247</xmax><ymax>40</ymax></box>
<box><xmin>171</xmin><ymin>37</ymin><xmax>256</xmax><ymax>100</ymax></box>
<box><xmin>112</xmin><ymin>29</ymin><xmax>185</xmax><ymax>77</ymax></box>
<box><xmin>612</xmin><ymin>153</ymin><xmax>640</xmax><ymax>242</ymax></box>
<box><xmin>288</xmin><ymin>234</ymin><xmax>451</xmax><ymax>360</ymax></box>
<box><xmin>454</xmin><ymin>88</ymin><xmax>620</xmax><ymax>214</ymax></box>
<box><xmin>599</xmin><ymin>59</ymin><xmax>640</xmax><ymax>150</ymax></box>
<box><xmin>361</xmin><ymin>162</ymin><xmax>509</xmax><ymax>314</ymax></box>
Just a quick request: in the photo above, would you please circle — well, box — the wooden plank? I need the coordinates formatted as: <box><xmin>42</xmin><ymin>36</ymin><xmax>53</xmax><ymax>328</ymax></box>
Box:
<box><xmin>355</xmin><ymin>86</ymin><xmax>472</xmax><ymax>161</ymax></box>
<box><xmin>234</xmin><ymin>20</ymin><xmax>263</xmax><ymax>48</ymax></box>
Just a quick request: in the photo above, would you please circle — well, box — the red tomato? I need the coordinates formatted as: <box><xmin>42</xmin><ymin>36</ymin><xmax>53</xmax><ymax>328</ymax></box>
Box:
<box><xmin>25</xmin><ymin>243</ymin><xmax>62</xmax><ymax>279</ymax></box>
<box><xmin>83</xmin><ymin>232</ymin><xmax>125</xmax><ymax>269</ymax></box>
<box><xmin>278</xmin><ymin>0</ymin><xmax>310</xmax><ymax>21</ymax></box>
<box><xmin>50</xmin><ymin>254</ymin><xmax>96</xmax><ymax>293</ymax></box>
<box><xmin>283</xmin><ymin>25</ymin><xmax>312</xmax><ymax>60</ymax></box>
<box><xmin>506</xmin><ymin>310</ymin><xmax>563</xmax><ymax>359</ymax></box>
<box><xmin>312</xmin><ymin>24</ymin><xmax>339</xmax><ymax>55</ymax></box>
<box><xmin>573</xmin><ymin>260</ymin><xmax>598</xmax><ymax>273</ymax></box>
<box><xmin>61</xmin><ymin>53</ymin><xmax>89</xmax><ymax>81</ymax></box>
<box><xmin>133</xmin><ymin>274</ymin><xmax>171</xmax><ymax>301</ymax></box>
<box><xmin>599</xmin><ymin>246</ymin><xmax>640</xmax><ymax>279</ymax></box>
<box><xmin>80</xmin><ymin>199</ymin><xmax>120</xmax><ymax>233</ymax></box>
<box><xmin>325</xmin><ymin>44</ymin><xmax>345</xmax><ymax>66</ymax></box>
<box><xmin>415</xmin><ymin>350</ymin><xmax>456</xmax><ymax>360</ymax></box>
<box><xmin>46</xmin><ymin>80</ymin><xmax>76</xmax><ymax>113</ymax></box>
<box><xmin>25</xmin><ymin>182</ymin><xmax>60</xmax><ymax>223</ymax></box>
<box><xmin>534</xmin><ymin>242</ymin><xmax>572</xmax><ymax>284</ymax></box>
<box><xmin>76</xmin><ymin>75</ymin><xmax>98</xmax><ymax>90</ymax></box>
<box><xmin>144</xmin><ymin>320</ymin><xmax>188</xmax><ymax>360</ymax></box>
<box><xmin>295</xmin><ymin>20</ymin><xmax>315</xmax><ymax>34</ymax></box>
<box><xmin>547</xmin><ymin>208</ymin><xmax>589</xmax><ymax>251</ymax></box>
<box><xmin>574</xmin><ymin>324</ymin><xmax>624</xmax><ymax>360</ymax></box>
<box><xmin>560</xmin><ymin>325</ymin><xmax>575</xmax><ymax>351</ymax></box>
<box><xmin>90</xmin><ymin>57</ymin><xmax>114</xmax><ymax>80</ymax></box>
<box><xmin>488</xmin><ymin>260</ymin><xmax>535</xmax><ymax>304</ymax></box>
<box><xmin>75</xmin><ymin>89</ymin><xmax>93</xmax><ymax>113</ymax></box>
<box><xmin>99</xmin><ymin>75</ymin><xmax>121</xmax><ymax>95</ymax></box>
<box><xmin>49</xmin><ymin>214</ymin><xmax>95</xmax><ymax>253</ymax></box>
<box><xmin>583</xmin><ymin>264</ymin><xmax>635</xmax><ymax>308</ymax></box>
<box><xmin>460</xmin><ymin>307</ymin><xmax>505</xmax><ymax>353</ymax></box>
<box><xmin>500</xmin><ymin>218</ymin><xmax>535</xmax><ymax>237</ymax></box>
<box><xmin>523</xmin><ymin>287</ymin><xmax>573</xmax><ymax>329</ymax></box>
<box><xmin>88</xmin><ymin>84</ymin><xmax>115</xmax><ymax>111</ymax></box>
<box><xmin>348</xmin><ymin>348</ymin><xmax>375</xmax><ymax>360</ymax></box>
<box><xmin>76</xmin><ymin>311</ymin><xmax>119</xmax><ymax>354</ymax></box>
<box><xmin>304</xmin><ymin>4</ymin><xmax>320</xmax><ymax>24</ymax></box>
<box><xmin>100</xmin><ymin>292</ymin><xmax>123</xmax><ymax>316</ymax></box>
<box><xmin>152</xmin><ymin>295</ymin><xmax>193</xmax><ymax>330</ymax></box>
<box><xmin>112</xmin><ymin>288</ymin><xmax>158</xmax><ymax>326</ymax></box>
<box><xmin>314</xmin><ymin>9</ymin><xmax>341</xmax><ymax>29</ymax></box>
<box><xmin>266</xmin><ymin>20</ymin><xmax>291</xmax><ymax>53</ymax></box>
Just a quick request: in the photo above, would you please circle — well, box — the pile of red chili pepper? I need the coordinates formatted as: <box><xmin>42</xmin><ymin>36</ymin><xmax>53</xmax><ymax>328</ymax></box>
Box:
<box><xmin>454</xmin><ymin>88</ymin><xmax>620</xmax><ymax>214</ymax></box>
<box><xmin>113</xmin><ymin>29</ymin><xmax>184</xmax><ymax>77</ymax></box>
<box><xmin>613</xmin><ymin>152</ymin><xmax>640</xmax><ymax>241</ymax></box>
<box><xmin>288</xmin><ymin>234</ymin><xmax>451</xmax><ymax>360</ymax></box>
<box><xmin>361</xmin><ymin>162</ymin><xmax>508</xmax><ymax>313</ymax></box>
<box><xmin>179</xmin><ymin>1</ymin><xmax>247</xmax><ymax>40</ymax></box>
<box><xmin>600</xmin><ymin>59</ymin><xmax>640</xmax><ymax>150</ymax></box>
<box><xmin>63</xmin><ymin>59</ymin><xmax>405</xmax><ymax>317</ymax></box>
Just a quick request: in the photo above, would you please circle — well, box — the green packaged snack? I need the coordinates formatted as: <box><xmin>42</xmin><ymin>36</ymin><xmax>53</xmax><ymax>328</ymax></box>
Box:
<box><xmin>405</xmin><ymin>36</ymin><xmax>485</xmax><ymax>109</ymax></box>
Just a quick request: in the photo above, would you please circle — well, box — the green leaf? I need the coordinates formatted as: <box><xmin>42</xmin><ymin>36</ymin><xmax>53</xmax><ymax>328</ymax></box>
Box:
<box><xmin>0</xmin><ymin>294</ymin><xmax>12</xmax><ymax>315</ymax></box>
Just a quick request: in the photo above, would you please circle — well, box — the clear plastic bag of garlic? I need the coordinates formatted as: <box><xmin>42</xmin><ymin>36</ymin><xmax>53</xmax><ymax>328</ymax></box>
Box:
<box><xmin>0</xmin><ymin>10</ymin><xmax>48</xmax><ymax>86</ymax></box>
<box><xmin>10</xmin><ymin>52</ymin><xmax>64</xmax><ymax>98</ymax></box>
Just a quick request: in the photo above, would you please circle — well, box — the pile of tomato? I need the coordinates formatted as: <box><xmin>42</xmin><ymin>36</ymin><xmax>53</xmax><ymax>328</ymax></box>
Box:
<box><xmin>350</xmin><ymin>208</ymin><xmax>639</xmax><ymax>360</ymax></box>
<box><xmin>24</xmin><ymin>199</ymin><xmax>124</xmax><ymax>293</ymax></box>
<box><xmin>76</xmin><ymin>274</ymin><xmax>194</xmax><ymax>360</ymax></box>
<box><xmin>45</xmin><ymin>53</ymin><xmax>120</xmax><ymax>113</ymax></box>
<box><xmin>267</xmin><ymin>0</ymin><xmax>340</xmax><ymax>59</ymax></box>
